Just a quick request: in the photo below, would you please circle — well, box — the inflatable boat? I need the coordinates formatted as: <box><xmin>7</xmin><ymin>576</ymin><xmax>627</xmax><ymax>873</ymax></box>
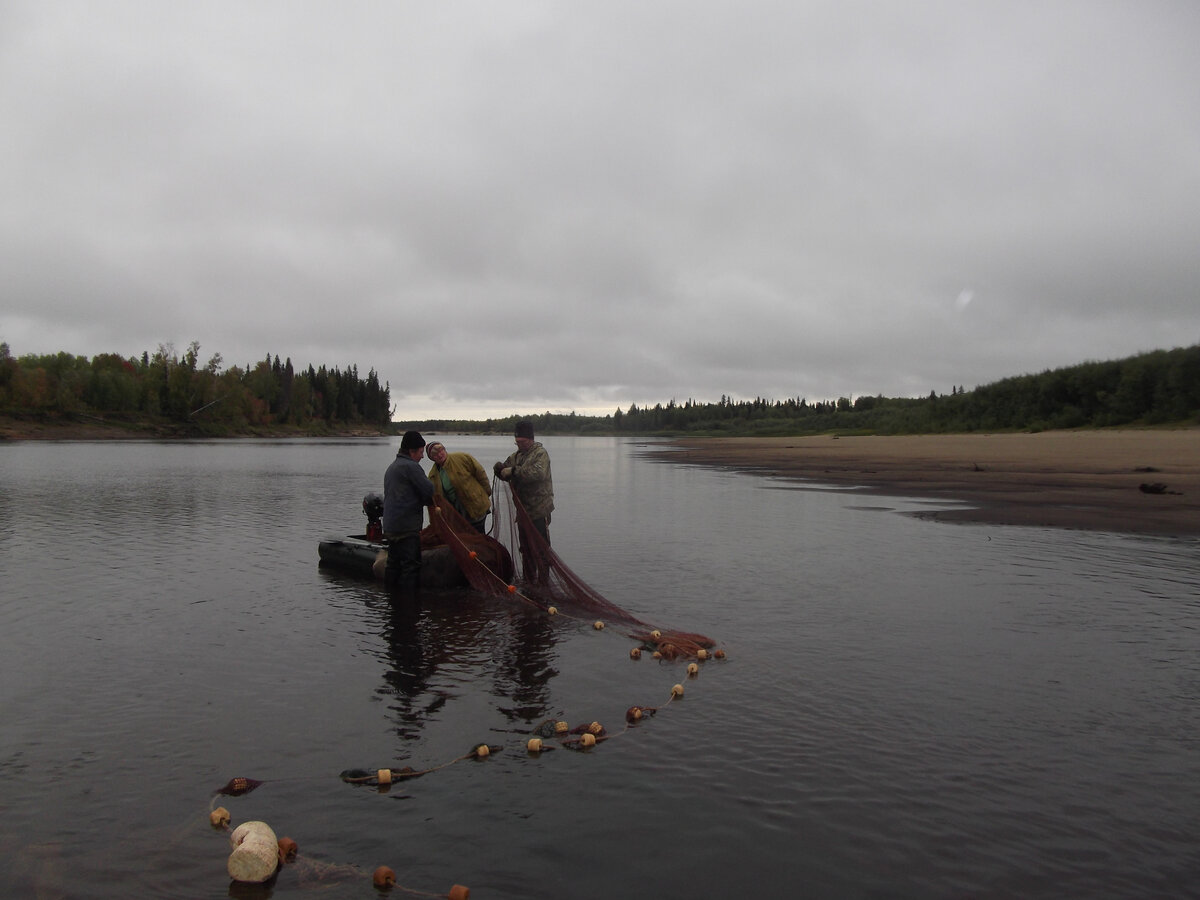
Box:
<box><xmin>317</xmin><ymin>493</ymin><xmax>512</xmax><ymax>588</ymax></box>
<box><xmin>317</xmin><ymin>534</ymin><xmax>471</xmax><ymax>586</ymax></box>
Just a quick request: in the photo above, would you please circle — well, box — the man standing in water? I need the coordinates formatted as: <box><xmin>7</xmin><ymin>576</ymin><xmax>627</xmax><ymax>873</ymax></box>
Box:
<box><xmin>383</xmin><ymin>430</ymin><xmax>434</xmax><ymax>592</ymax></box>
<box><xmin>494</xmin><ymin>421</ymin><xmax>554</xmax><ymax>579</ymax></box>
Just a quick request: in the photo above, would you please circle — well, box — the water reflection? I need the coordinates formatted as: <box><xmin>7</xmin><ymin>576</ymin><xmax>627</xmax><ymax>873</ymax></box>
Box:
<box><xmin>367</xmin><ymin>587</ymin><xmax>561</xmax><ymax>740</ymax></box>
<box><xmin>377</xmin><ymin>596</ymin><xmax>450</xmax><ymax>740</ymax></box>
<box><xmin>491</xmin><ymin>612</ymin><xmax>557</xmax><ymax>723</ymax></box>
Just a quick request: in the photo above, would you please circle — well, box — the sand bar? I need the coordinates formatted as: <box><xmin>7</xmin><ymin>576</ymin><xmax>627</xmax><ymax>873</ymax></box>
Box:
<box><xmin>656</xmin><ymin>429</ymin><xmax>1200</xmax><ymax>536</ymax></box>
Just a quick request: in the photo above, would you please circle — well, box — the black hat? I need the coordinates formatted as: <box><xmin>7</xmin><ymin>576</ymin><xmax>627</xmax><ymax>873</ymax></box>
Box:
<box><xmin>400</xmin><ymin>430</ymin><xmax>426</xmax><ymax>452</ymax></box>
<box><xmin>514</xmin><ymin>421</ymin><xmax>535</xmax><ymax>439</ymax></box>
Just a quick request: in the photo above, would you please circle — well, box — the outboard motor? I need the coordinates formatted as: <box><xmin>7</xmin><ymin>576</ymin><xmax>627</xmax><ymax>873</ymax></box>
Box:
<box><xmin>362</xmin><ymin>492</ymin><xmax>384</xmax><ymax>542</ymax></box>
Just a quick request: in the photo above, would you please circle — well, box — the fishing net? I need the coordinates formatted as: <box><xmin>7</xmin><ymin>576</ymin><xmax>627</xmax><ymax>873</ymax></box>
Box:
<box><xmin>425</xmin><ymin>483</ymin><xmax>715</xmax><ymax>658</ymax></box>
<box><xmin>421</xmin><ymin>500</ymin><xmax>514</xmax><ymax>591</ymax></box>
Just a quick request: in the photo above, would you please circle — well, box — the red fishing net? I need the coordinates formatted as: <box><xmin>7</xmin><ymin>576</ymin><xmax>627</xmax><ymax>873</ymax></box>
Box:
<box><xmin>425</xmin><ymin>484</ymin><xmax>715</xmax><ymax>658</ymax></box>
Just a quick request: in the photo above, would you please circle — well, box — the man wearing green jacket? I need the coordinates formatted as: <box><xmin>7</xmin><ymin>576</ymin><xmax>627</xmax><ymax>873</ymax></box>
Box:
<box><xmin>494</xmin><ymin>421</ymin><xmax>555</xmax><ymax>579</ymax></box>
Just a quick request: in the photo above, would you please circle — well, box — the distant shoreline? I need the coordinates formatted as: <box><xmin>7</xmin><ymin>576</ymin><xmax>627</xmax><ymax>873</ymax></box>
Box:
<box><xmin>654</xmin><ymin>429</ymin><xmax>1200</xmax><ymax>537</ymax></box>
<box><xmin>8</xmin><ymin>417</ymin><xmax>1198</xmax><ymax>537</ymax></box>
<box><xmin>0</xmin><ymin>415</ymin><xmax>389</xmax><ymax>442</ymax></box>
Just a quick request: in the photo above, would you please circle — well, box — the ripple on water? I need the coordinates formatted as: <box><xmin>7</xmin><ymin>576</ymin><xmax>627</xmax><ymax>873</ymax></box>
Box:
<box><xmin>3</xmin><ymin>439</ymin><xmax>1200</xmax><ymax>900</ymax></box>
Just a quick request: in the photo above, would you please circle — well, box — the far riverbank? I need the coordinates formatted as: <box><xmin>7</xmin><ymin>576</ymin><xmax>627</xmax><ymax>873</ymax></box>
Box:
<box><xmin>655</xmin><ymin>429</ymin><xmax>1200</xmax><ymax>537</ymax></box>
<box><xmin>0</xmin><ymin>414</ymin><xmax>388</xmax><ymax>442</ymax></box>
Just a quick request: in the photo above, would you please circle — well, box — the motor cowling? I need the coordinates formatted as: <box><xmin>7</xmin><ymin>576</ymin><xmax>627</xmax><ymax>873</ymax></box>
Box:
<box><xmin>362</xmin><ymin>492</ymin><xmax>384</xmax><ymax>541</ymax></box>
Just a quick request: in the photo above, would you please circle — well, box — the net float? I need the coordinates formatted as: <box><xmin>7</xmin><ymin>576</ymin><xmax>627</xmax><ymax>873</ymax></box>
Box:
<box><xmin>277</xmin><ymin>837</ymin><xmax>298</xmax><ymax>862</ymax></box>
<box><xmin>228</xmin><ymin>821</ymin><xmax>280</xmax><ymax>884</ymax></box>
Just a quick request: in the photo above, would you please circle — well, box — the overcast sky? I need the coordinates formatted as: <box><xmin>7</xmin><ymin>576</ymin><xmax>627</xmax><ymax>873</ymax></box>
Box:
<box><xmin>2</xmin><ymin>2</ymin><xmax>1197</xmax><ymax>420</ymax></box>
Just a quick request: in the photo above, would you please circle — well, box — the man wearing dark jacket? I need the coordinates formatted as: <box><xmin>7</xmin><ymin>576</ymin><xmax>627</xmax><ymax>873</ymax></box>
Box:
<box><xmin>383</xmin><ymin>430</ymin><xmax>434</xmax><ymax>591</ymax></box>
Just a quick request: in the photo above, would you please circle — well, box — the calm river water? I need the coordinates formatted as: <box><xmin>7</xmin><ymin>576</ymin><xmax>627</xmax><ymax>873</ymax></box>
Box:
<box><xmin>2</xmin><ymin>436</ymin><xmax>1198</xmax><ymax>899</ymax></box>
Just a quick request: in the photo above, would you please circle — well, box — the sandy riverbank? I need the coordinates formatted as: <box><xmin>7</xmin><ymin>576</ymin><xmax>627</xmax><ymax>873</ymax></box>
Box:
<box><xmin>656</xmin><ymin>429</ymin><xmax>1200</xmax><ymax>537</ymax></box>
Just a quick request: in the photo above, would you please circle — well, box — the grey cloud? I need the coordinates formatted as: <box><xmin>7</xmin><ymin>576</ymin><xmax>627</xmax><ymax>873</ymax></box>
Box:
<box><xmin>2</xmin><ymin>1</ymin><xmax>1198</xmax><ymax>419</ymax></box>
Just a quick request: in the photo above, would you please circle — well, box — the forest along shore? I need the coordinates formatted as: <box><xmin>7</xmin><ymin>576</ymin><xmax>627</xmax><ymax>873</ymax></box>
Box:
<box><xmin>0</xmin><ymin>416</ymin><xmax>388</xmax><ymax>441</ymax></box>
<box><xmin>656</xmin><ymin>429</ymin><xmax>1200</xmax><ymax>537</ymax></box>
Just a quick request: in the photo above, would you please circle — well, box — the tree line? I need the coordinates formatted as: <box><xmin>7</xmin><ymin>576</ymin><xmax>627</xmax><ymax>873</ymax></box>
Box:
<box><xmin>0</xmin><ymin>341</ymin><xmax>392</xmax><ymax>434</ymax></box>
<box><xmin>403</xmin><ymin>344</ymin><xmax>1200</xmax><ymax>436</ymax></box>
<box><xmin>4</xmin><ymin>340</ymin><xmax>1196</xmax><ymax>437</ymax></box>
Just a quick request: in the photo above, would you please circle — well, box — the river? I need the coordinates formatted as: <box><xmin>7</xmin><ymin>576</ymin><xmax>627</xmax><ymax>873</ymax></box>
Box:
<box><xmin>2</xmin><ymin>436</ymin><xmax>1198</xmax><ymax>898</ymax></box>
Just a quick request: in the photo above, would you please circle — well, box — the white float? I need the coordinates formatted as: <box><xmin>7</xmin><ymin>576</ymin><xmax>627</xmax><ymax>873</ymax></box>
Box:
<box><xmin>228</xmin><ymin>820</ymin><xmax>279</xmax><ymax>883</ymax></box>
